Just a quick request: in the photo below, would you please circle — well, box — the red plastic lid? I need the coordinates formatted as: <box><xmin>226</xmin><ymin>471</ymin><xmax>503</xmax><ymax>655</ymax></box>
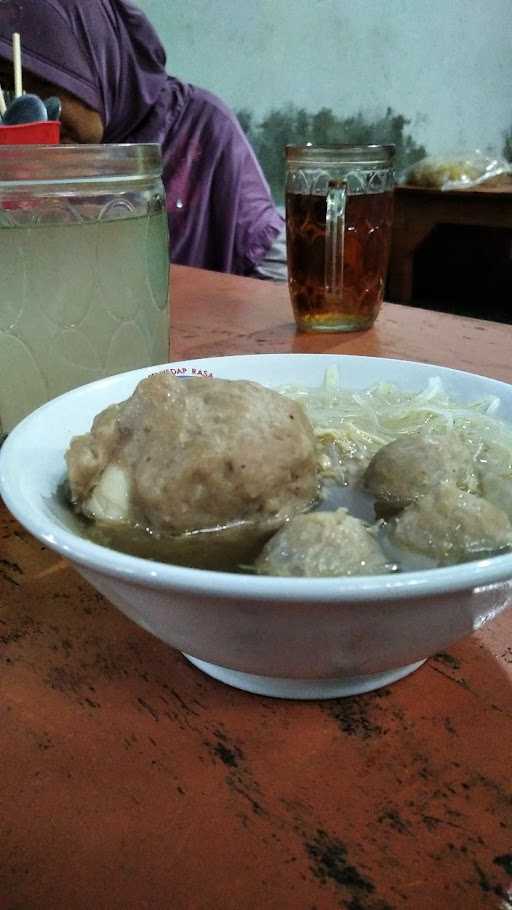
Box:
<box><xmin>0</xmin><ymin>121</ymin><xmax>61</xmax><ymax>145</ymax></box>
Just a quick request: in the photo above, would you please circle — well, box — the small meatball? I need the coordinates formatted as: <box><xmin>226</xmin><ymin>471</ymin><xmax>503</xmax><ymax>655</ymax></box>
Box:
<box><xmin>389</xmin><ymin>482</ymin><xmax>512</xmax><ymax>565</ymax></box>
<box><xmin>472</xmin><ymin>437</ymin><xmax>512</xmax><ymax>478</ymax></box>
<box><xmin>363</xmin><ymin>430</ymin><xmax>477</xmax><ymax>513</ymax></box>
<box><xmin>255</xmin><ymin>509</ymin><xmax>390</xmax><ymax>577</ymax></box>
<box><xmin>480</xmin><ymin>471</ymin><xmax>512</xmax><ymax>521</ymax></box>
<box><xmin>66</xmin><ymin>372</ymin><xmax>318</xmax><ymax>535</ymax></box>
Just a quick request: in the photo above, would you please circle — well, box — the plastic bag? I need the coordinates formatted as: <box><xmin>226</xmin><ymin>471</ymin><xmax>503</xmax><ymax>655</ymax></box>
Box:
<box><xmin>402</xmin><ymin>151</ymin><xmax>512</xmax><ymax>190</ymax></box>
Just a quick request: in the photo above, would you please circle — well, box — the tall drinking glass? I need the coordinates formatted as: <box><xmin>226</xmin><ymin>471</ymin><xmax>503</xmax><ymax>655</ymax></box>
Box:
<box><xmin>0</xmin><ymin>143</ymin><xmax>169</xmax><ymax>435</ymax></box>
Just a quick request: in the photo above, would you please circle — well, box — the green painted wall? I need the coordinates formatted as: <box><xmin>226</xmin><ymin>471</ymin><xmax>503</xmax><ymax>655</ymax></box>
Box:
<box><xmin>138</xmin><ymin>0</ymin><xmax>512</xmax><ymax>199</ymax></box>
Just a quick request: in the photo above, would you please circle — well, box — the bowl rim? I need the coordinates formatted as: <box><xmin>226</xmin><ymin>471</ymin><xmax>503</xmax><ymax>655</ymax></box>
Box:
<box><xmin>2</xmin><ymin>352</ymin><xmax>512</xmax><ymax>603</ymax></box>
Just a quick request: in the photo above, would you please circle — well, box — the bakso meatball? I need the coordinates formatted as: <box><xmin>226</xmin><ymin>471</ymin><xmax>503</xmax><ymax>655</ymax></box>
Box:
<box><xmin>475</xmin><ymin>440</ymin><xmax>512</xmax><ymax>520</ymax></box>
<box><xmin>480</xmin><ymin>471</ymin><xmax>512</xmax><ymax>521</ymax></box>
<box><xmin>254</xmin><ymin>508</ymin><xmax>390</xmax><ymax>577</ymax></box>
<box><xmin>389</xmin><ymin>482</ymin><xmax>512</xmax><ymax>565</ymax></box>
<box><xmin>363</xmin><ymin>430</ymin><xmax>477</xmax><ymax>514</ymax></box>
<box><xmin>66</xmin><ymin>371</ymin><xmax>319</xmax><ymax>534</ymax></box>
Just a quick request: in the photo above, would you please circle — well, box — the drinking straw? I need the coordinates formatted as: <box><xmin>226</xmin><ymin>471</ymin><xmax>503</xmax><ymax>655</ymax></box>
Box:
<box><xmin>12</xmin><ymin>32</ymin><xmax>22</xmax><ymax>98</ymax></box>
<box><xmin>0</xmin><ymin>83</ymin><xmax>6</xmax><ymax>116</ymax></box>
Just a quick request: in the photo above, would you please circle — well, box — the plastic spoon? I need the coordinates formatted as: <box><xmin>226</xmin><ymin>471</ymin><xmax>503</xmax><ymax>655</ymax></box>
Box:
<box><xmin>43</xmin><ymin>96</ymin><xmax>62</xmax><ymax>121</ymax></box>
<box><xmin>2</xmin><ymin>93</ymin><xmax>48</xmax><ymax>124</ymax></box>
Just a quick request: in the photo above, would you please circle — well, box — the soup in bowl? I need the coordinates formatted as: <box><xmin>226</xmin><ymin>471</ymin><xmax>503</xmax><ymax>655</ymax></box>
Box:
<box><xmin>1</xmin><ymin>353</ymin><xmax>512</xmax><ymax>699</ymax></box>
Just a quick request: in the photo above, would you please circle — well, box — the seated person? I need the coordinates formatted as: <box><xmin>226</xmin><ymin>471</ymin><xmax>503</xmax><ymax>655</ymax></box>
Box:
<box><xmin>0</xmin><ymin>0</ymin><xmax>286</xmax><ymax>278</ymax></box>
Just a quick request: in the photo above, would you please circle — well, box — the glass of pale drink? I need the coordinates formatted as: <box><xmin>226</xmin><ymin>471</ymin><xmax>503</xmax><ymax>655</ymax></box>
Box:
<box><xmin>0</xmin><ymin>144</ymin><xmax>169</xmax><ymax>434</ymax></box>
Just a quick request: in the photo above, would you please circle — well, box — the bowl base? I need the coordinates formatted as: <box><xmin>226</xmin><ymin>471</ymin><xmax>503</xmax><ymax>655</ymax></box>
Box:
<box><xmin>183</xmin><ymin>655</ymin><xmax>427</xmax><ymax>699</ymax></box>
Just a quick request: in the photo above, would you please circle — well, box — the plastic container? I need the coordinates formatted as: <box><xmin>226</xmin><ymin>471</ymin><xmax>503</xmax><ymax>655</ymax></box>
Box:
<box><xmin>0</xmin><ymin>121</ymin><xmax>61</xmax><ymax>145</ymax></box>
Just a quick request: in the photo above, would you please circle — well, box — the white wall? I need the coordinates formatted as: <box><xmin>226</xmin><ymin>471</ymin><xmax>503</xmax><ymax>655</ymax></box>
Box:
<box><xmin>138</xmin><ymin>0</ymin><xmax>512</xmax><ymax>157</ymax></box>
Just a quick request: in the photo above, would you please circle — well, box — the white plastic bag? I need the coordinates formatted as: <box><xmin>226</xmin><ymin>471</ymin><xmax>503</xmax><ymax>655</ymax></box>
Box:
<box><xmin>403</xmin><ymin>151</ymin><xmax>512</xmax><ymax>190</ymax></box>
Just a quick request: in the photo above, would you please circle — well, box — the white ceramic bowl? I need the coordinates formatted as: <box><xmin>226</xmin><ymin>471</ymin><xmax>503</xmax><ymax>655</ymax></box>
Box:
<box><xmin>2</xmin><ymin>354</ymin><xmax>512</xmax><ymax>699</ymax></box>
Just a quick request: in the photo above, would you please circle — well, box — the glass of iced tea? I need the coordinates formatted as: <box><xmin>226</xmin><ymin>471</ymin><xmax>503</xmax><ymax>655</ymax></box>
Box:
<box><xmin>285</xmin><ymin>144</ymin><xmax>395</xmax><ymax>332</ymax></box>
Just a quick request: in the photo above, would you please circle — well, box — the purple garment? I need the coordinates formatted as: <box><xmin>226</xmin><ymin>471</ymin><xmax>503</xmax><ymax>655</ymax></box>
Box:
<box><xmin>0</xmin><ymin>0</ymin><xmax>284</xmax><ymax>273</ymax></box>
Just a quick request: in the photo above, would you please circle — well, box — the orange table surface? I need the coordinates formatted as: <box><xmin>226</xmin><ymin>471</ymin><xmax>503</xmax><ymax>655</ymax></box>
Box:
<box><xmin>1</xmin><ymin>265</ymin><xmax>511</xmax><ymax>910</ymax></box>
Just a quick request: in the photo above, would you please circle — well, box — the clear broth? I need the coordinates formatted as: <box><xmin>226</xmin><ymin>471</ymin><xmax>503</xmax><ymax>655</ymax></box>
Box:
<box><xmin>62</xmin><ymin>477</ymin><xmax>509</xmax><ymax>575</ymax></box>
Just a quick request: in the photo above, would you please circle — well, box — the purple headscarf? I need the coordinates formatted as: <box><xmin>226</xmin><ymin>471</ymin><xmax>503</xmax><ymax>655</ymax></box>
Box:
<box><xmin>0</xmin><ymin>0</ymin><xmax>283</xmax><ymax>273</ymax></box>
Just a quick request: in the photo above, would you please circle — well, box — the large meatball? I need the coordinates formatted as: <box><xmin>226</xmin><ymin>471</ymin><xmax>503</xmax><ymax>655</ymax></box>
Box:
<box><xmin>66</xmin><ymin>371</ymin><xmax>318</xmax><ymax>534</ymax></box>
<box><xmin>389</xmin><ymin>482</ymin><xmax>512</xmax><ymax>565</ymax></box>
<box><xmin>254</xmin><ymin>508</ymin><xmax>390</xmax><ymax>577</ymax></box>
<box><xmin>363</xmin><ymin>430</ymin><xmax>477</xmax><ymax>514</ymax></box>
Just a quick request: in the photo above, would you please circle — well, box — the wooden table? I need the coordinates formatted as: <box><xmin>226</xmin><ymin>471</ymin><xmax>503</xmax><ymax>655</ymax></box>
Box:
<box><xmin>387</xmin><ymin>183</ymin><xmax>512</xmax><ymax>304</ymax></box>
<box><xmin>2</xmin><ymin>266</ymin><xmax>512</xmax><ymax>910</ymax></box>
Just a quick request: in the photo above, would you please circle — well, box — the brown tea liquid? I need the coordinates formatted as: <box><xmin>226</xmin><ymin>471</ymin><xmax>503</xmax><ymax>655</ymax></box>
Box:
<box><xmin>286</xmin><ymin>190</ymin><xmax>394</xmax><ymax>331</ymax></box>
